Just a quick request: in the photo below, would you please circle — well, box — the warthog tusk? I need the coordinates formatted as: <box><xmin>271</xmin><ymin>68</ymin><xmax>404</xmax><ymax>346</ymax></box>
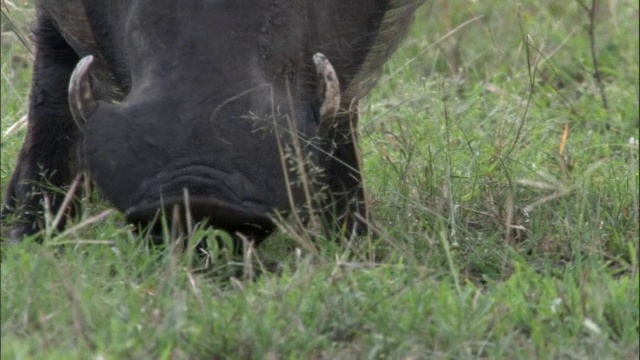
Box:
<box><xmin>313</xmin><ymin>52</ymin><xmax>340</xmax><ymax>120</ymax></box>
<box><xmin>68</xmin><ymin>55</ymin><xmax>98</xmax><ymax>129</ymax></box>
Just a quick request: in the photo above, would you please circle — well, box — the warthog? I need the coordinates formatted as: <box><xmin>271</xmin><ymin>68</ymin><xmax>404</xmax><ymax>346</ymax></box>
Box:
<box><xmin>2</xmin><ymin>0</ymin><xmax>424</xmax><ymax>244</ymax></box>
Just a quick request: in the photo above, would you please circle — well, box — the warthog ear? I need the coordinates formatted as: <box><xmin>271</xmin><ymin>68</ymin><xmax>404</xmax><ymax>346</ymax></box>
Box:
<box><xmin>68</xmin><ymin>55</ymin><xmax>98</xmax><ymax>129</ymax></box>
<box><xmin>313</xmin><ymin>53</ymin><xmax>340</xmax><ymax>120</ymax></box>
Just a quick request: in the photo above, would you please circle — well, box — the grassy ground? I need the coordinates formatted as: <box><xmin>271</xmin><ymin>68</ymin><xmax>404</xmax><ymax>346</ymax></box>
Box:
<box><xmin>1</xmin><ymin>1</ymin><xmax>638</xmax><ymax>359</ymax></box>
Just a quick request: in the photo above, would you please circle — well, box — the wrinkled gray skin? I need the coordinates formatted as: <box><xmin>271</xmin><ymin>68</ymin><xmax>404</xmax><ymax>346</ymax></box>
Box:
<box><xmin>2</xmin><ymin>0</ymin><xmax>423</xmax><ymax>244</ymax></box>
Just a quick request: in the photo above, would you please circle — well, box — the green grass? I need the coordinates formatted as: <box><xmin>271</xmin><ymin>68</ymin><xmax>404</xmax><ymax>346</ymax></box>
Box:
<box><xmin>1</xmin><ymin>1</ymin><xmax>639</xmax><ymax>358</ymax></box>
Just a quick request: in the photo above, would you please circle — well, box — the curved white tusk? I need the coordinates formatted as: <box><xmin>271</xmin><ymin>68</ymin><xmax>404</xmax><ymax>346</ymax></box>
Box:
<box><xmin>68</xmin><ymin>55</ymin><xmax>98</xmax><ymax>129</ymax></box>
<box><xmin>313</xmin><ymin>53</ymin><xmax>340</xmax><ymax>119</ymax></box>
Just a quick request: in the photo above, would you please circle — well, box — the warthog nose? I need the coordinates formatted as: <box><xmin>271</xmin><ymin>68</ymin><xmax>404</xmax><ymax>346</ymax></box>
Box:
<box><xmin>125</xmin><ymin>195</ymin><xmax>275</xmax><ymax>239</ymax></box>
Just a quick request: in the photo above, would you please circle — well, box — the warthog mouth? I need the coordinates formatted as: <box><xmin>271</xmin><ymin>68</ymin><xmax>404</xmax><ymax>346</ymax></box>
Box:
<box><xmin>125</xmin><ymin>195</ymin><xmax>275</xmax><ymax>237</ymax></box>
